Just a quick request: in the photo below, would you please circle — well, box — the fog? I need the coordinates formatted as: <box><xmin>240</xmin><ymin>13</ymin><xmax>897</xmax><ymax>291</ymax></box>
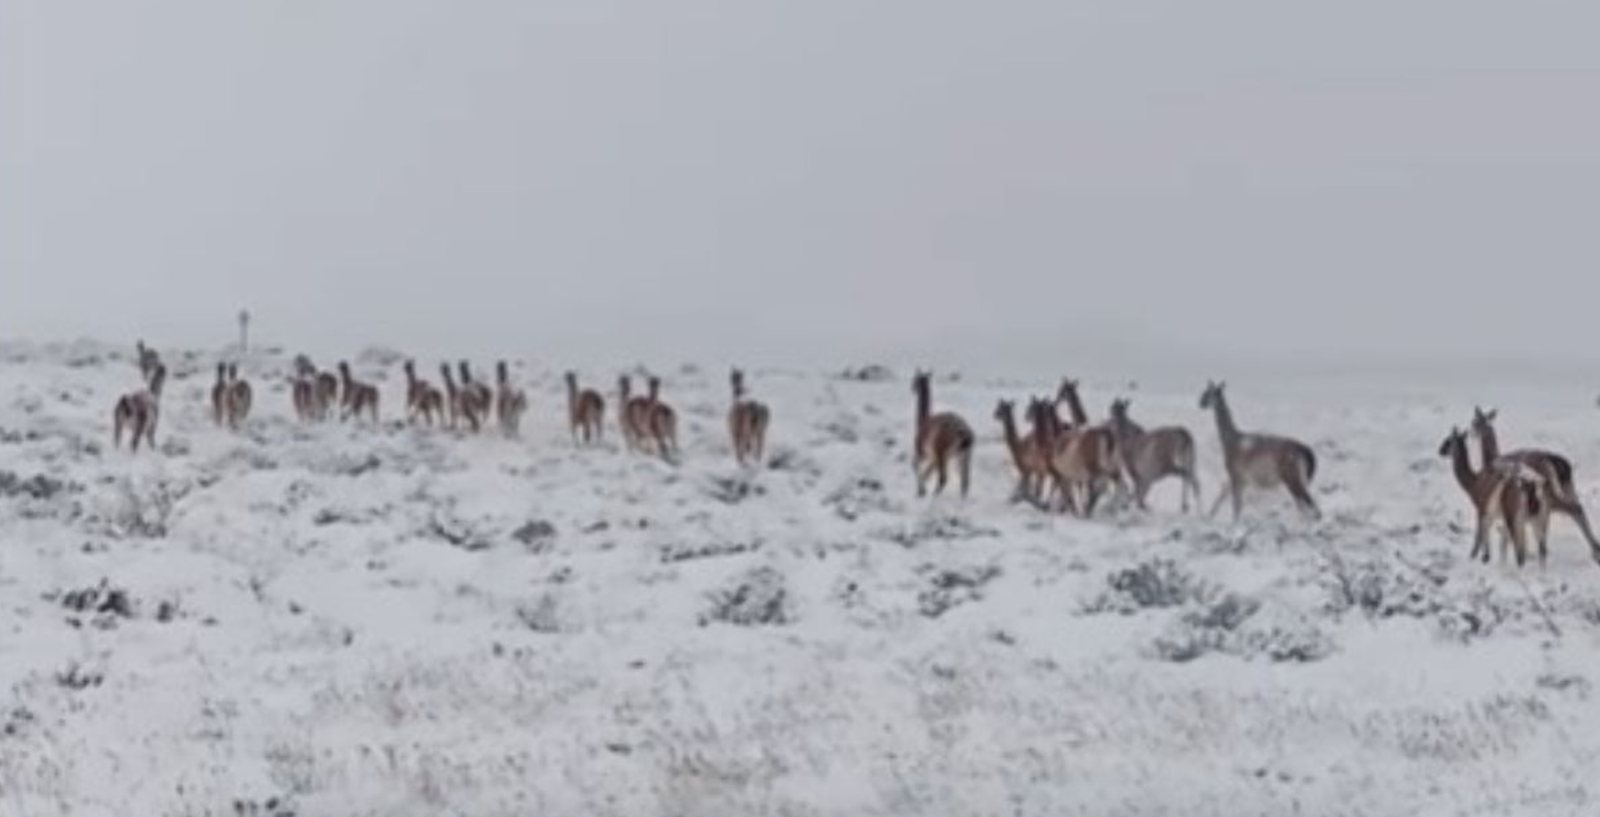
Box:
<box><xmin>3</xmin><ymin>1</ymin><xmax>1598</xmax><ymax>374</ymax></box>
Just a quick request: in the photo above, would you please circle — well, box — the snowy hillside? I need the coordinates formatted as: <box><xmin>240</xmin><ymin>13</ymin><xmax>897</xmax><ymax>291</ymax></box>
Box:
<box><xmin>2</xmin><ymin>339</ymin><xmax>1598</xmax><ymax>816</ymax></box>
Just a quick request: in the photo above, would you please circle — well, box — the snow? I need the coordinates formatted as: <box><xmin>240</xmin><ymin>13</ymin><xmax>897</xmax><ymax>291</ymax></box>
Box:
<box><xmin>2</xmin><ymin>339</ymin><xmax>1598</xmax><ymax>816</ymax></box>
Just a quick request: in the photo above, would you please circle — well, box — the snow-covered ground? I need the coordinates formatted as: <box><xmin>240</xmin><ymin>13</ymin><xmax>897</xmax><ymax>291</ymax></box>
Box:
<box><xmin>2</xmin><ymin>339</ymin><xmax>1598</xmax><ymax>816</ymax></box>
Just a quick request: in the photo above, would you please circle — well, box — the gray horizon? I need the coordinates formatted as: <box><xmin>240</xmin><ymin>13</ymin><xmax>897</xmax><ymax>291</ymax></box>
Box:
<box><xmin>4</xmin><ymin>1</ymin><xmax>1598</xmax><ymax>374</ymax></box>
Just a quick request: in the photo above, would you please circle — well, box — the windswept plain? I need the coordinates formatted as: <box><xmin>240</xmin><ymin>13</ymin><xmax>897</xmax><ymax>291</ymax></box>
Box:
<box><xmin>2</xmin><ymin>339</ymin><xmax>1598</xmax><ymax>816</ymax></box>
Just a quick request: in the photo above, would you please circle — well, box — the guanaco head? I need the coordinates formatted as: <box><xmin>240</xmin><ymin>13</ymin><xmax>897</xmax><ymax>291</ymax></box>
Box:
<box><xmin>227</xmin><ymin>363</ymin><xmax>239</xmax><ymax>381</ymax></box>
<box><xmin>458</xmin><ymin>361</ymin><xmax>473</xmax><ymax>384</ymax></box>
<box><xmin>1198</xmin><ymin>380</ymin><xmax>1226</xmax><ymax>410</ymax></box>
<box><xmin>910</xmin><ymin>369</ymin><xmax>932</xmax><ymax>398</ymax></box>
<box><xmin>1109</xmin><ymin>397</ymin><xmax>1131</xmax><ymax>422</ymax></box>
<box><xmin>647</xmin><ymin>376</ymin><xmax>662</xmax><ymax>400</ymax></box>
<box><xmin>618</xmin><ymin>374</ymin><xmax>631</xmax><ymax>398</ymax></box>
<box><xmin>993</xmin><ymin>399</ymin><xmax>1015</xmax><ymax>424</ymax></box>
<box><xmin>730</xmin><ymin>368</ymin><xmax>746</xmax><ymax>399</ymax></box>
<box><xmin>1438</xmin><ymin>427</ymin><xmax>1467</xmax><ymax>459</ymax></box>
<box><xmin>215</xmin><ymin>362</ymin><xmax>227</xmax><ymax>382</ymax></box>
<box><xmin>565</xmin><ymin>371</ymin><xmax>578</xmax><ymax>391</ymax></box>
<box><xmin>440</xmin><ymin>362</ymin><xmax>454</xmax><ymax>385</ymax></box>
<box><xmin>403</xmin><ymin>359</ymin><xmax>416</xmax><ymax>378</ymax></box>
<box><xmin>1056</xmin><ymin>378</ymin><xmax>1079</xmax><ymax>402</ymax></box>
<box><xmin>338</xmin><ymin>361</ymin><xmax>353</xmax><ymax>384</ymax></box>
<box><xmin>148</xmin><ymin>364</ymin><xmax>168</xmax><ymax>396</ymax></box>
<box><xmin>1025</xmin><ymin>398</ymin><xmax>1053</xmax><ymax>439</ymax></box>
<box><xmin>496</xmin><ymin>360</ymin><xmax>510</xmax><ymax>384</ymax></box>
<box><xmin>1468</xmin><ymin>406</ymin><xmax>1498</xmax><ymax>440</ymax></box>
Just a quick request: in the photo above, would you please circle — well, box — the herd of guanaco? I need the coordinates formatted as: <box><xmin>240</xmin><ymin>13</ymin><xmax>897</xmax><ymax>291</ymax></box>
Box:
<box><xmin>109</xmin><ymin>343</ymin><xmax>1600</xmax><ymax>570</ymax></box>
<box><xmin>111</xmin><ymin>343</ymin><xmax>766</xmax><ymax>470</ymax></box>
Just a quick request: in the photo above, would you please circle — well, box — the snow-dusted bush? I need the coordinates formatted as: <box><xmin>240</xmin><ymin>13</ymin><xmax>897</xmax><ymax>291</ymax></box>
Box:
<box><xmin>701</xmin><ymin>566</ymin><xmax>791</xmax><ymax>627</ymax></box>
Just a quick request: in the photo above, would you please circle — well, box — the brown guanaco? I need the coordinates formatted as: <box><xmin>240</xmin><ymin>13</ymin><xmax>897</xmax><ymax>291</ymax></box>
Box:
<box><xmin>1440</xmin><ymin>427</ymin><xmax>1547</xmax><ymax>566</ymax></box>
<box><xmin>1469</xmin><ymin>407</ymin><xmax>1600</xmax><ymax>565</ymax></box>
<box><xmin>728</xmin><ymin>368</ymin><xmax>770</xmax><ymax>467</ymax></box>
<box><xmin>402</xmin><ymin>360</ymin><xmax>445</xmax><ymax>426</ymax></box>
<box><xmin>1198</xmin><ymin>381</ymin><xmax>1318</xmax><ymax>521</ymax></box>
<box><xmin>994</xmin><ymin>399</ymin><xmax>1049</xmax><ymax>505</ymax></box>
<box><xmin>458</xmin><ymin>361</ymin><xmax>493</xmax><ymax>433</ymax></box>
<box><xmin>1029</xmin><ymin>397</ymin><xmax>1121</xmax><ymax>516</ymax></box>
<box><xmin>565</xmin><ymin>371</ymin><xmax>605</xmax><ymax>445</ymax></box>
<box><xmin>1055</xmin><ymin>378</ymin><xmax>1128</xmax><ymax>511</ymax></box>
<box><xmin>645</xmin><ymin>376</ymin><xmax>679</xmax><ymax>462</ymax></box>
<box><xmin>113</xmin><ymin>363</ymin><xmax>166</xmax><ymax>452</ymax></box>
<box><xmin>618</xmin><ymin>375</ymin><xmax>653</xmax><ymax>453</ymax></box>
<box><xmin>910</xmin><ymin>370</ymin><xmax>974</xmax><ymax>498</ymax></box>
<box><xmin>225</xmin><ymin>363</ymin><xmax>253</xmax><ymax>429</ymax></box>
<box><xmin>337</xmin><ymin>361</ymin><xmax>380</xmax><ymax>423</ymax></box>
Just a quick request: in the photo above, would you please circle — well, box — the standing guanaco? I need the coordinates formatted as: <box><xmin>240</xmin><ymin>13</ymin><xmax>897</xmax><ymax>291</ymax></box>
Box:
<box><xmin>1198</xmin><ymin>381</ymin><xmax>1318</xmax><ymax>522</ymax></box>
<box><xmin>1107</xmin><ymin>397</ymin><xmax>1200</xmax><ymax>513</ymax></box>
<box><xmin>113</xmin><ymin>363</ymin><xmax>166</xmax><ymax>452</ymax></box>
<box><xmin>727</xmin><ymin>368</ymin><xmax>770</xmax><ymax>467</ymax></box>
<box><xmin>994</xmin><ymin>399</ymin><xmax>1049</xmax><ymax>505</ymax></box>
<box><xmin>1030</xmin><ymin>397</ymin><xmax>1120</xmax><ymax>516</ymax></box>
<box><xmin>1440</xmin><ymin>427</ymin><xmax>1547</xmax><ymax>567</ymax></box>
<box><xmin>440</xmin><ymin>363</ymin><xmax>467</xmax><ymax>430</ymax></box>
<box><xmin>494</xmin><ymin>361</ymin><xmax>528</xmax><ymax>438</ymax></box>
<box><xmin>910</xmin><ymin>370</ymin><xmax>974</xmax><ymax>498</ymax></box>
<box><xmin>646</xmin><ymin>376</ymin><xmax>679</xmax><ymax>462</ymax></box>
<box><xmin>565</xmin><ymin>371</ymin><xmax>605</xmax><ymax>445</ymax></box>
<box><xmin>618</xmin><ymin>375</ymin><xmax>653</xmax><ymax>454</ymax></box>
<box><xmin>337</xmin><ymin>361</ymin><xmax>380</xmax><ymax>423</ymax></box>
<box><xmin>1469</xmin><ymin>407</ymin><xmax>1600</xmax><ymax>565</ymax></box>
<box><xmin>211</xmin><ymin>363</ymin><xmax>230</xmax><ymax>426</ymax></box>
<box><xmin>458</xmin><ymin>361</ymin><xmax>493</xmax><ymax>432</ymax></box>
<box><xmin>225</xmin><ymin>363</ymin><xmax>253</xmax><ymax>429</ymax></box>
<box><xmin>402</xmin><ymin>360</ymin><xmax>445</xmax><ymax>426</ymax></box>
<box><xmin>1055</xmin><ymin>378</ymin><xmax>1128</xmax><ymax>511</ymax></box>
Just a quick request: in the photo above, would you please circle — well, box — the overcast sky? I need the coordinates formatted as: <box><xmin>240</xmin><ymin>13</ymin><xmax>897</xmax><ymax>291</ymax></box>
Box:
<box><xmin>3</xmin><ymin>1</ymin><xmax>1597</xmax><ymax>372</ymax></box>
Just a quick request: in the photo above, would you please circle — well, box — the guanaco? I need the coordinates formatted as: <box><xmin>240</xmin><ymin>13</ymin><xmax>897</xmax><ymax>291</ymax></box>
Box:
<box><xmin>113</xmin><ymin>363</ymin><xmax>166</xmax><ymax>452</ymax></box>
<box><xmin>291</xmin><ymin>356</ymin><xmax>317</xmax><ymax>423</ymax></box>
<box><xmin>1055</xmin><ymin>378</ymin><xmax>1128</xmax><ymax>511</ymax></box>
<box><xmin>728</xmin><ymin>368</ymin><xmax>771</xmax><ymax>467</ymax></box>
<box><xmin>440</xmin><ymin>363</ymin><xmax>468</xmax><ymax>430</ymax></box>
<box><xmin>1470</xmin><ymin>407</ymin><xmax>1600</xmax><ymax>565</ymax></box>
<box><xmin>994</xmin><ymin>399</ymin><xmax>1050</xmax><ymax>505</ymax></box>
<box><xmin>1440</xmin><ymin>427</ymin><xmax>1547</xmax><ymax>567</ymax></box>
<box><xmin>1198</xmin><ymin>381</ymin><xmax>1319</xmax><ymax>522</ymax></box>
<box><xmin>618</xmin><ymin>375</ymin><xmax>653</xmax><ymax>453</ymax></box>
<box><xmin>1108</xmin><ymin>397</ymin><xmax>1201</xmax><ymax>513</ymax></box>
<box><xmin>313</xmin><ymin>367</ymin><xmax>340</xmax><ymax>422</ymax></box>
<box><xmin>225</xmin><ymin>363</ymin><xmax>253</xmax><ymax>429</ymax></box>
<box><xmin>211</xmin><ymin>363</ymin><xmax>230</xmax><ymax>426</ymax></box>
<box><xmin>337</xmin><ymin>361</ymin><xmax>380</xmax><ymax>423</ymax></box>
<box><xmin>402</xmin><ymin>360</ymin><xmax>445</xmax><ymax>426</ymax></box>
<box><xmin>495</xmin><ymin>361</ymin><xmax>528</xmax><ymax>438</ymax></box>
<box><xmin>910</xmin><ymin>370</ymin><xmax>974</xmax><ymax>498</ymax></box>
<box><xmin>458</xmin><ymin>361</ymin><xmax>494</xmax><ymax>432</ymax></box>
<box><xmin>1031</xmin><ymin>397</ymin><xmax>1121</xmax><ymax>516</ymax></box>
<box><xmin>646</xmin><ymin>376</ymin><xmax>679</xmax><ymax>462</ymax></box>
<box><xmin>565</xmin><ymin>371</ymin><xmax>605</xmax><ymax>445</ymax></box>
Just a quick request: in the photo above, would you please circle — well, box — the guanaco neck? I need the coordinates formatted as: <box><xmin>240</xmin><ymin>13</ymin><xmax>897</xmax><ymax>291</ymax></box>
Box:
<box><xmin>1059</xmin><ymin>385</ymin><xmax>1088</xmax><ymax>426</ymax></box>
<box><xmin>1209</xmin><ymin>394</ymin><xmax>1240</xmax><ymax>455</ymax></box>
<box><xmin>998</xmin><ymin>407</ymin><xmax>1025</xmax><ymax>464</ymax></box>
<box><xmin>1476</xmin><ymin>422</ymin><xmax>1501</xmax><ymax>466</ymax></box>
<box><xmin>1446</xmin><ymin>437</ymin><xmax>1479</xmax><ymax>497</ymax></box>
<box><xmin>914</xmin><ymin>380</ymin><xmax>931</xmax><ymax>440</ymax></box>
